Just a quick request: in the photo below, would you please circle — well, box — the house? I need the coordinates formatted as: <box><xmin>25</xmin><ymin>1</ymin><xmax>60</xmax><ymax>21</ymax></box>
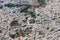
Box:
<box><xmin>27</xmin><ymin>17</ymin><xmax>35</xmax><ymax>24</ymax></box>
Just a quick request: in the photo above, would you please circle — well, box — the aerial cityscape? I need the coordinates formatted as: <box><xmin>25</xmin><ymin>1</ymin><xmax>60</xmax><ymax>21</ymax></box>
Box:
<box><xmin>0</xmin><ymin>0</ymin><xmax>60</xmax><ymax>40</ymax></box>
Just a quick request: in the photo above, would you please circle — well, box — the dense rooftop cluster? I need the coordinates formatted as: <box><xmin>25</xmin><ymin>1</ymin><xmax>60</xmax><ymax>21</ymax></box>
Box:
<box><xmin>0</xmin><ymin>0</ymin><xmax>60</xmax><ymax>40</ymax></box>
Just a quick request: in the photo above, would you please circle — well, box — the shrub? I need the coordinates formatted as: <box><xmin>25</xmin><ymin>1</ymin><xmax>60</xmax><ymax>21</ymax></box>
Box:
<box><xmin>10</xmin><ymin>20</ymin><xmax>19</xmax><ymax>26</ymax></box>
<box><xmin>38</xmin><ymin>0</ymin><xmax>46</xmax><ymax>6</ymax></box>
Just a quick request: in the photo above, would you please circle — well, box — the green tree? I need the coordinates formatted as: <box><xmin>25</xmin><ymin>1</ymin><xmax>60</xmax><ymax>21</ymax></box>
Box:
<box><xmin>38</xmin><ymin>0</ymin><xmax>46</xmax><ymax>6</ymax></box>
<box><xmin>10</xmin><ymin>20</ymin><xmax>19</xmax><ymax>26</ymax></box>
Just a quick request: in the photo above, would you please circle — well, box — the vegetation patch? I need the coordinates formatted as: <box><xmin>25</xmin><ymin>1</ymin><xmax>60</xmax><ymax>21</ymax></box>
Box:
<box><xmin>10</xmin><ymin>20</ymin><xmax>19</xmax><ymax>26</ymax></box>
<box><xmin>4</xmin><ymin>3</ymin><xmax>20</xmax><ymax>8</ymax></box>
<box><xmin>20</xmin><ymin>6</ymin><xmax>36</xmax><ymax>18</ymax></box>
<box><xmin>10</xmin><ymin>34</ymin><xmax>18</xmax><ymax>39</ymax></box>
<box><xmin>0</xmin><ymin>5</ymin><xmax>3</xmax><ymax>9</ymax></box>
<box><xmin>16</xmin><ymin>27</ymin><xmax>32</xmax><ymax>37</ymax></box>
<box><xmin>37</xmin><ymin>0</ymin><xmax>46</xmax><ymax>6</ymax></box>
<box><xmin>28</xmin><ymin>11</ymin><xmax>36</xmax><ymax>18</ymax></box>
